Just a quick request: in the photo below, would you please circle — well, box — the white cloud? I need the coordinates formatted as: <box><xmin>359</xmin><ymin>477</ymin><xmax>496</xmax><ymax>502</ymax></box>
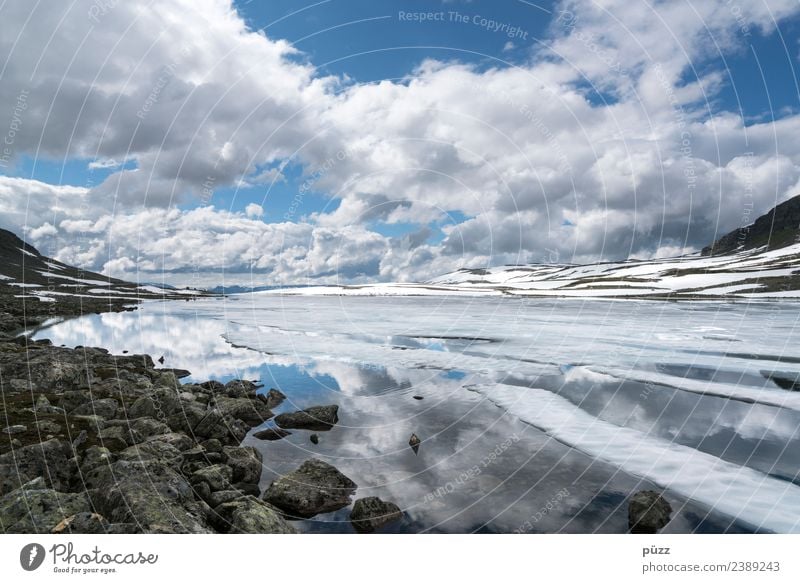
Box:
<box><xmin>244</xmin><ymin>203</ymin><xmax>264</xmax><ymax>218</ymax></box>
<box><xmin>2</xmin><ymin>0</ymin><xmax>800</xmax><ymax>285</ymax></box>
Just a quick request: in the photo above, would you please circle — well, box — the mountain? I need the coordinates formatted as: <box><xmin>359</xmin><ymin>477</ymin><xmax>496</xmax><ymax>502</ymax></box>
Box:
<box><xmin>262</xmin><ymin>197</ymin><xmax>800</xmax><ymax>299</ymax></box>
<box><xmin>0</xmin><ymin>228</ymin><xmax>205</xmax><ymax>335</ymax></box>
<box><xmin>702</xmin><ymin>195</ymin><xmax>800</xmax><ymax>256</ymax></box>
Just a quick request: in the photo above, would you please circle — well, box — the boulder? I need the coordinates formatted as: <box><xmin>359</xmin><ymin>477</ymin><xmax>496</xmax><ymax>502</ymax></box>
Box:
<box><xmin>628</xmin><ymin>490</ymin><xmax>672</xmax><ymax>533</ymax></box>
<box><xmin>350</xmin><ymin>497</ymin><xmax>403</xmax><ymax>533</ymax></box>
<box><xmin>0</xmin><ymin>439</ymin><xmax>76</xmax><ymax>494</ymax></box>
<box><xmin>0</xmin><ymin>480</ymin><xmax>91</xmax><ymax>533</ymax></box>
<box><xmin>70</xmin><ymin>397</ymin><xmax>119</xmax><ymax>419</ymax></box>
<box><xmin>86</xmin><ymin>459</ymin><xmax>211</xmax><ymax>533</ymax></box>
<box><xmin>262</xmin><ymin>458</ymin><xmax>356</xmax><ymax>518</ymax></box>
<box><xmin>224</xmin><ymin>379</ymin><xmax>259</xmax><ymax>399</ymax></box>
<box><xmin>222</xmin><ymin>446</ymin><xmax>262</xmax><ymax>484</ymax></box>
<box><xmin>263</xmin><ymin>388</ymin><xmax>286</xmax><ymax>409</ymax></box>
<box><xmin>211</xmin><ymin>496</ymin><xmax>295</xmax><ymax>534</ymax></box>
<box><xmin>190</xmin><ymin>464</ymin><xmax>233</xmax><ymax>492</ymax></box>
<box><xmin>253</xmin><ymin>427</ymin><xmax>291</xmax><ymax>441</ymax></box>
<box><xmin>274</xmin><ymin>405</ymin><xmax>339</xmax><ymax>431</ymax></box>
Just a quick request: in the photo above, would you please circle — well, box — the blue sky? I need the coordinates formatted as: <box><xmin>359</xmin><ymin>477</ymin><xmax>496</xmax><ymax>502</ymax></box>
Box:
<box><xmin>3</xmin><ymin>0</ymin><xmax>800</xmax><ymax>285</ymax></box>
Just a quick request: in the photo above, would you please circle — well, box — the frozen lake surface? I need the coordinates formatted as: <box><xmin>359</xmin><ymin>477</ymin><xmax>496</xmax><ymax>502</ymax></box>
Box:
<box><xmin>34</xmin><ymin>295</ymin><xmax>800</xmax><ymax>533</ymax></box>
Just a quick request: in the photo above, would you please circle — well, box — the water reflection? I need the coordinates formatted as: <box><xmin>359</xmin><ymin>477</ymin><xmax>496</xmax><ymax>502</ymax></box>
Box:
<box><xmin>31</xmin><ymin>297</ymin><xmax>800</xmax><ymax>533</ymax></box>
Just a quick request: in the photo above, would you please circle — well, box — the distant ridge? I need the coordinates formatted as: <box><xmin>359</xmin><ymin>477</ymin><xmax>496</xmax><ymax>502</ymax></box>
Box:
<box><xmin>702</xmin><ymin>195</ymin><xmax>800</xmax><ymax>256</ymax></box>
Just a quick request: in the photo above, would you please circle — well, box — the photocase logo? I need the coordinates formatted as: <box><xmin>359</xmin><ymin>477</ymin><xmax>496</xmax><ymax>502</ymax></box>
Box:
<box><xmin>19</xmin><ymin>543</ymin><xmax>46</xmax><ymax>571</ymax></box>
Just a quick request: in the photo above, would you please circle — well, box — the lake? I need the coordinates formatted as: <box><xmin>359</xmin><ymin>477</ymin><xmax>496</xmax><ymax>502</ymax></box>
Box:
<box><xmin>33</xmin><ymin>294</ymin><xmax>800</xmax><ymax>533</ymax></box>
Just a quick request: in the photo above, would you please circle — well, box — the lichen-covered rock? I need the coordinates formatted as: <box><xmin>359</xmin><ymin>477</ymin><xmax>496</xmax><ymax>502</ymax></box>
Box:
<box><xmin>262</xmin><ymin>458</ymin><xmax>356</xmax><ymax>518</ymax></box>
<box><xmin>211</xmin><ymin>496</ymin><xmax>295</xmax><ymax>533</ymax></box>
<box><xmin>0</xmin><ymin>480</ymin><xmax>90</xmax><ymax>533</ymax></box>
<box><xmin>191</xmin><ymin>464</ymin><xmax>233</xmax><ymax>492</ymax></box>
<box><xmin>86</xmin><ymin>459</ymin><xmax>212</xmax><ymax>533</ymax></box>
<box><xmin>71</xmin><ymin>397</ymin><xmax>119</xmax><ymax>419</ymax></box>
<box><xmin>0</xmin><ymin>439</ymin><xmax>76</xmax><ymax>495</ymax></box>
<box><xmin>222</xmin><ymin>446</ymin><xmax>262</xmax><ymax>484</ymax></box>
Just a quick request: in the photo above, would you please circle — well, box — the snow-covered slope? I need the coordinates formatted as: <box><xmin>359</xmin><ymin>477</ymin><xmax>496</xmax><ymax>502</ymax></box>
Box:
<box><xmin>264</xmin><ymin>243</ymin><xmax>800</xmax><ymax>299</ymax></box>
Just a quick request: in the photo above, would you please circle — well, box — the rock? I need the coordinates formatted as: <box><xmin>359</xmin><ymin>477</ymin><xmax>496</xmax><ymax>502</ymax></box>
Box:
<box><xmin>128</xmin><ymin>417</ymin><xmax>171</xmax><ymax>439</ymax></box>
<box><xmin>274</xmin><ymin>405</ymin><xmax>339</xmax><ymax>431</ymax></box>
<box><xmin>128</xmin><ymin>388</ymin><xmax>182</xmax><ymax>419</ymax></box>
<box><xmin>211</xmin><ymin>496</ymin><xmax>295</xmax><ymax>534</ymax></box>
<box><xmin>350</xmin><ymin>497</ymin><xmax>403</xmax><ymax>533</ymax></box>
<box><xmin>0</xmin><ymin>481</ymin><xmax>91</xmax><ymax>533</ymax></box>
<box><xmin>191</xmin><ymin>464</ymin><xmax>233</xmax><ymax>492</ymax></box>
<box><xmin>412</xmin><ymin>395</ymin><xmax>424</xmax><ymax>400</ymax></box>
<box><xmin>262</xmin><ymin>458</ymin><xmax>357</xmax><ymax>518</ymax></box>
<box><xmin>310</xmin><ymin>434</ymin><xmax>319</xmax><ymax>445</ymax></box>
<box><xmin>34</xmin><ymin>394</ymin><xmax>65</xmax><ymax>414</ymax></box>
<box><xmin>409</xmin><ymin>433</ymin><xmax>421</xmax><ymax>454</ymax></box>
<box><xmin>72</xmin><ymin>430</ymin><xmax>88</xmax><ymax>450</ymax></box>
<box><xmin>263</xmin><ymin>388</ymin><xmax>286</xmax><ymax>409</ymax></box>
<box><xmin>158</xmin><ymin>355</ymin><xmax>165</xmax><ymax>364</ymax></box>
<box><xmin>2</xmin><ymin>425</ymin><xmax>27</xmax><ymax>435</ymax></box>
<box><xmin>628</xmin><ymin>490</ymin><xmax>672</xmax><ymax>533</ymax></box>
<box><xmin>208</xmin><ymin>489</ymin><xmax>244</xmax><ymax>508</ymax></box>
<box><xmin>222</xmin><ymin>446</ymin><xmax>262</xmax><ymax>484</ymax></box>
<box><xmin>97</xmin><ymin>425</ymin><xmax>136</xmax><ymax>452</ymax></box>
<box><xmin>71</xmin><ymin>397</ymin><xmax>119</xmax><ymax>419</ymax></box>
<box><xmin>35</xmin><ymin>419</ymin><xmax>62</xmax><ymax>434</ymax></box>
<box><xmin>192</xmin><ymin>410</ymin><xmax>249</xmax><ymax>445</ymax></box>
<box><xmin>200</xmin><ymin>380</ymin><xmax>225</xmax><ymax>393</ymax></box>
<box><xmin>0</xmin><ymin>439</ymin><xmax>76</xmax><ymax>494</ymax></box>
<box><xmin>213</xmin><ymin>396</ymin><xmax>273</xmax><ymax>426</ymax></box>
<box><xmin>224</xmin><ymin>379</ymin><xmax>259</xmax><ymax>399</ymax></box>
<box><xmin>80</xmin><ymin>446</ymin><xmax>114</xmax><ymax>473</ymax></box>
<box><xmin>201</xmin><ymin>439</ymin><xmax>223</xmax><ymax>453</ymax></box>
<box><xmin>118</xmin><ymin>441</ymin><xmax>182</xmax><ymax>469</ymax></box>
<box><xmin>59</xmin><ymin>390</ymin><xmax>92</xmax><ymax>412</ymax></box>
<box><xmin>85</xmin><ymin>459</ymin><xmax>211</xmax><ymax>533</ymax></box>
<box><xmin>147</xmin><ymin>432</ymin><xmax>194</xmax><ymax>451</ymax></box>
<box><xmin>253</xmin><ymin>427</ymin><xmax>291</xmax><ymax>441</ymax></box>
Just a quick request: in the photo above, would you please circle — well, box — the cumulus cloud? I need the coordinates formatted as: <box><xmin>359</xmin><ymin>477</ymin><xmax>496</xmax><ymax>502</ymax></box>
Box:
<box><xmin>2</xmin><ymin>0</ymin><xmax>800</xmax><ymax>285</ymax></box>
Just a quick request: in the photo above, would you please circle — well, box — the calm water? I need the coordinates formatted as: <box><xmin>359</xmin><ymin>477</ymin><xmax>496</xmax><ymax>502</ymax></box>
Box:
<box><xmin>33</xmin><ymin>294</ymin><xmax>800</xmax><ymax>533</ymax></box>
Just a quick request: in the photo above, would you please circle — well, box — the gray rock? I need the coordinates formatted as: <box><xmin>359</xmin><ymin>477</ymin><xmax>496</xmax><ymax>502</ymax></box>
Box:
<box><xmin>33</xmin><ymin>394</ymin><xmax>66</xmax><ymax>415</ymax></box>
<box><xmin>211</xmin><ymin>496</ymin><xmax>295</xmax><ymax>533</ymax></box>
<box><xmin>222</xmin><ymin>446</ymin><xmax>262</xmax><ymax>484</ymax></box>
<box><xmin>253</xmin><ymin>427</ymin><xmax>291</xmax><ymax>441</ymax></box>
<box><xmin>2</xmin><ymin>424</ymin><xmax>27</xmax><ymax>435</ymax></box>
<box><xmin>310</xmin><ymin>434</ymin><xmax>319</xmax><ymax>445</ymax></box>
<box><xmin>146</xmin><ymin>431</ymin><xmax>194</xmax><ymax>452</ymax></box>
<box><xmin>274</xmin><ymin>405</ymin><xmax>339</xmax><ymax>431</ymax></box>
<box><xmin>85</xmin><ymin>459</ymin><xmax>211</xmax><ymax>533</ymax></box>
<box><xmin>34</xmin><ymin>419</ymin><xmax>62</xmax><ymax>434</ymax></box>
<box><xmin>97</xmin><ymin>425</ymin><xmax>137</xmax><ymax>452</ymax></box>
<box><xmin>0</xmin><ymin>439</ymin><xmax>76</xmax><ymax>494</ymax></box>
<box><xmin>191</xmin><ymin>464</ymin><xmax>233</xmax><ymax>492</ymax></box>
<box><xmin>350</xmin><ymin>497</ymin><xmax>403</xmax><ymax>533</ymax></box>
<box><xmin>71</xmin><ymin>398</ymin><xmax>119</xmax><ymax>419</ymax></box>
<box><xmin>208</xmin><ymin>489</ymin><xmax>244</xmax><ymax>508</ymax></box>
<box><xmin>0</xmin><ymin>483</ymin><xmax>90</xmax><ymax>533</ymax></box>
<box><xmin>213</xmin><ymin>396</ymin><xmax>273</xmax><ymax>427</ymax></box>
<box><xmin>262</xmin><ymin>458</ymin><xmax>357</xmax><ymax>518</ymax></box>
<box><xmin>224</xmin><ymin>379</ymin><xmax>259</xmax><ymax>399</ymax></box>
<box><xmin>628</xmin><ymin>490</ymin><xmax>672</xmax><ymax>533</ymax></box>
<box><xmin>79</xmin><ymin>446</ymin><xmax>114</xmax><ymax>474</ymax></box>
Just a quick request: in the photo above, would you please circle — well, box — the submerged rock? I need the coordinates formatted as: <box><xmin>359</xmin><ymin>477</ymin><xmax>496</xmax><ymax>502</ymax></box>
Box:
<box><xmin>274</xmin><ymin>405</ymin><xmax>339</xmax><ymax>431</ymax></box>
<box><xmin>350</xmin><ymin>497</ymin><xmax>403</xmax><ymax>533</ymax></box>
<box><xmin>628</xmin><ymin>490</ymin><xmax>672</xmax><ymax>533</ymax></box>
<box><xmin>262</xmin><ymin>458</ymin><xmax>357</xmax><ymax>518</ymax></box>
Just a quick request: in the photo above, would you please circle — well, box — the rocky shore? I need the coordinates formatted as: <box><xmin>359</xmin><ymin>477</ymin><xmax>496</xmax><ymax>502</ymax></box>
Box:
<box><xmin>0</xmin><ymin>328</ymin><xmax>409</xmax><ymax>533</ymax></box>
